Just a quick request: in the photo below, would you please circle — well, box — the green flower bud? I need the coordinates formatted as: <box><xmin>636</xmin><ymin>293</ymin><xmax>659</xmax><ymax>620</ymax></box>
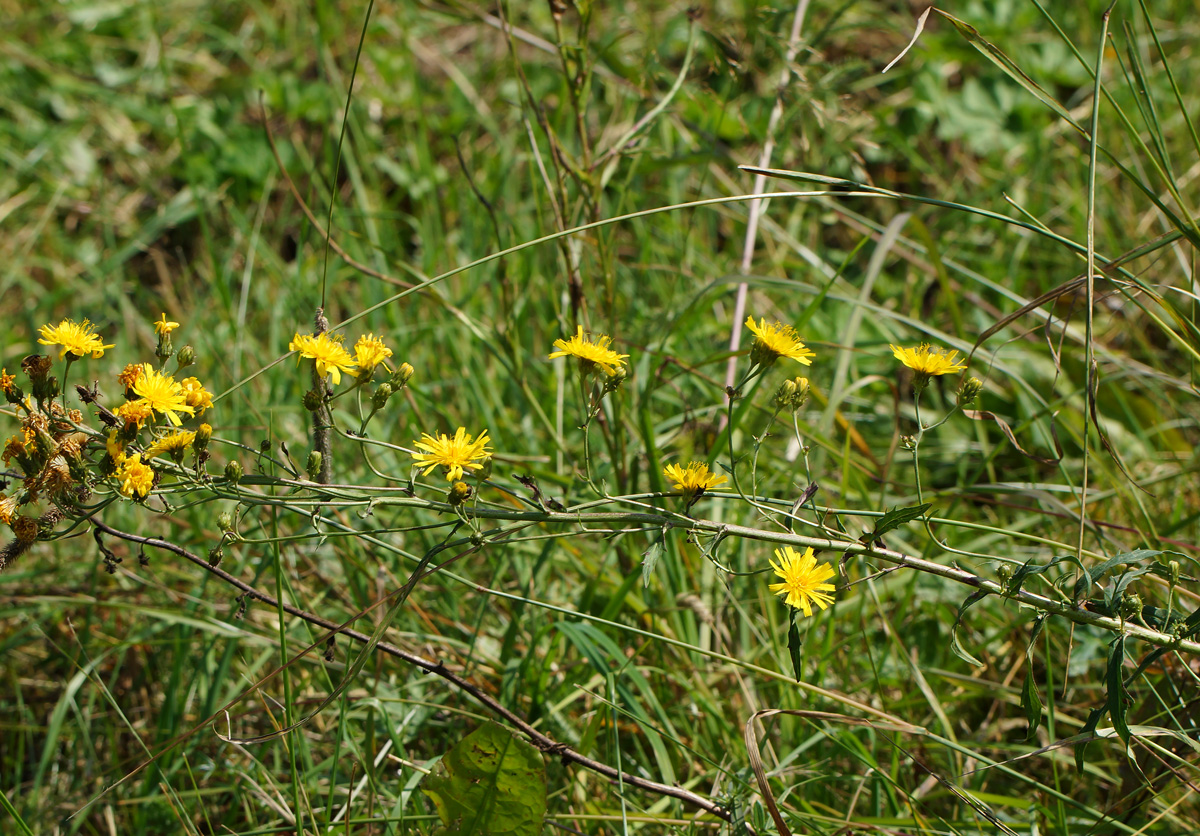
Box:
<box><xmin>602</xmin><ymin>365</ymin><xmax>627</xmax><ymax>395</ymax></box>
<box><xmin>225</xmin><ymin>460</ymin><xmax>243</xmax><ymax>485</ymax></box>
<box><xmin>392</xmin><ymin>362</ymin><xmax>415</xmax><ymax>388</ymax></box>
<box><xmin>1119</xmin><ymin>593</ymin><xmax>1142</xmax><ymax>620</ymax></box>
<box><xmin>302</xmin><ymin>389</ymin><xmax>324</xmax><ymax>412</ymax></box>
<box><xmin>475</xmin><ymin>454</ymin><xmax>493</xmax><ymax>481</ymax></box>
<box><xmin>306</xmin><ymin>451</ymin><xmax>322</xmax><ymax>481</ymax></box>
<box><xmin>176</xmin><ymin>345</ymin><xmax>195</xmax><ymax>368</ymax></box>
<box><xmin>208</xmin><ymin>546</ymin><xmax>223</xmax><ymax>566</ymax></box>
<box><xmin>957</xmin><ymin>376</ymin><xmax>983</xmax><ymax>407</ymax></box>
<box><xmin>217</xmin><ymin>511</ymin><xmax>235</xmax><ymax>533</ymax></box>
<box><xmin>194</xmin><ymin>423</ymin><xmax>212</xmax><ymax>454</ymax></box>
<box><xmin>372</xmin><ymin>383</ymin><xmax>394</xmax><ymax>411</ymax></box>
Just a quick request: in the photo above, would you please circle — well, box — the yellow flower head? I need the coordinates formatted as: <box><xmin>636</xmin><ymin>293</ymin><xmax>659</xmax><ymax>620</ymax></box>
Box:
<box><xmin>290</xmin><ymin>332</ymin><xmax>358</xmax><ymax>385</ymax></box>
<box><xmin>118</xmin><ymin>363</ymin><xmax>143</xmax><ymax>390</ymax></box>
<box><xmin>663</xmin><ymin>462</ymin><xmax>726</xmax><ymax>497</ymax></box>
<box><xmin>745</xmin><ymin>316</ymin><xmax>815</xmax><ymax>368</ymax></box>
<box><xmin>768</xmin><ymin>546</ymin><xmax>836</xmax><ymax>618</ymax></box>
<box><xmin>115</xmin><ymin>399</ymin><xmax>154</xmax><ymax>430</ymax></box>
<box><xmin>116</xmin><ymin>453</ymin><xmax>154</xmax><ymax>499</ymax></box>
<box><xmin>0</xmin><ymin>368</ymin><xmax>15</xmax><ymax>395</ymax></box>
<box><xmin>412</xmin><ymin>427</ymin><xmax>492</xmax><ymax>482</ymax></box>
<box><xmin>179</xmin><ymin>377</ymin><xmax>214</xmax><ymax>414</ymax></box>
<box><xmin>145</xmin><ymin>430</ymin><xmax>196</xmax><ymax>460</ymax></box>
<box><xmin>154</xmin><ymin>313</ymin><xmax>180</xmax><ymax>335</ymax></box>
<box><xmin>0</xmin><ymin>493</ymin><xmax>18</xmax><ymax>525</ymax></box>
<box><xmin>2</xmin><ymin>435</ymin><xmax>27</xmax><ymax>466</ymax></box>
<box><xmin>106</xmin><ymin>430</ymin><xmax>126</xmax><ymax>465</ymax></box>
<box><xmin>353</xmin><ymin>333</ymin><xmax>393</xmax><ymax>374</ymax></box>
<box><xmin>131</xmin><ymin>364</ymin><xmax>194</xmax><ymax>427</ymax></box>
<box><xmin>548</xmin><ymin>326</ymin><xmax>629</xmax><ymax>377</ymax></box>
<box><xmin>38</xmin><ymin>318</ymin><xmax>114</xmax><ymax>359</ymax></box>
<box><xmin>890</xmin><ymin>343</ymin><xmax>966</xmax><ymax>378</ymax></box>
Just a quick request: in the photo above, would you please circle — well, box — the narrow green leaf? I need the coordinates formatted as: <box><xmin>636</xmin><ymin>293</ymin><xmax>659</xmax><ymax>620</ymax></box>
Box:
<box><xmin>1020</xmin><ymin>675</ymin><xmax>1043</xmax><ymax>744</ymax></box>
<box><xmin>1106</xmin><ymin>636</ymin><xmax>1131</xmax><ymax>746</ymax></box>
<box><xmin>950</xmin><ymin>590</ymin><xmax>991</xmax><ymax>668</ymax></box>
<box><xmin>422</xmin><ymin>722</ymin><xmax>547</xmax><ymax>836</ymax></box>
<box><xmin>861</xmin><ymin>503</ymin><xmax>932</xmax><ymax>543</ymax></box>
<box><xmin>641</xmin><ymin>537</ymin><xmax>664</xmax><ymax>589</ymax></box>
<box><xmin>1075</xmin><ymin>707</ymin><xmax>1107</xmax><ymax>772</ymax></box>
<box><xmin>787</xmin><ymin>613</ymin><xmax>803</xmax><ymax>683</ymax></box>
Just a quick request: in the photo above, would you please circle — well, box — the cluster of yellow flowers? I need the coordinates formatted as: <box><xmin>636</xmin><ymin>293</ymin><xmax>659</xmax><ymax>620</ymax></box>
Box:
<box><xmin>0</xmin><ymin>316</ymin><xmax>217</xmax><ymax>549</ymax></box>
<box><xmin>290</xmin><ymin>331</ymin><xmax>394</xmax><ymax>385</ymax></box>
<box><xmin>541</xmin><ymin>318</ymin><xmax>973</xmax><ymax>620</ymax></box>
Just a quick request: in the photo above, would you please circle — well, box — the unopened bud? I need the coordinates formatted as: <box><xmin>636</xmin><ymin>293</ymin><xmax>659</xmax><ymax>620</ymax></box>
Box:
<box><xmin>1119</xmin><ymin>593</ymin><xmax>1142</xmax><ymax>620</ymax></box>
<box><xmin>225</xmin><ymin>460</ymin><xmax>243</xmax><ymax>485</ymax></box>
<box><xmin>194</xmin><ymin>423</ymin><xmax>212</xmax><ymax>454</ymax></box>
<box><xmin>1169</xmin><ymin>560</ymin><xmax>1181</xmax><ymax>586</ymax></box>
<box><xmin>392</xmin><ymin>362</ymin><xmax>414</xmax><ymax>388</ymax></box>
<box><xmin>306</xmin><ymin>451</ymin><xmax>322</xmax><ymax>481</ymax></box>
<box><xmin>957</xmin><ymin>376</ymin><xmax>983</xmax><ymax>407</ymax></box>
<box><xmin>302</xmin><ymin>389</ymin><xmax>324</xmax><ymax>412</ymax></box>
<box><xmin>475</xmin><ymin>454</ymin><xmax>493</xmax><ymax>481</ymax></box>
<box><xmin>176</xmin><ymin>345</ymin><xmax>195</xmax><ymax>369</ymax></box>
<box><xmin>372</xmin><ymin>383</ymin><xmax>393</xmax><ymax>411</ymax></box>
<box><xmin>208</xmin><ymin>546</ymin><xmax>223</xmax><ymax>566</ymax></box>
<box><xmin>447</xmin><ymin>480</ymin><xmax>472</xmax><ymax>506</ymax></box>
<box><xmin>217</xmin><ymin>511</ymin><xmax>235</xmax><ymax>533</ymax></box>
<box><xmin>602</xmin><ymin>365</ymin><xmax>627</xmax><ymax>395</ymax></box>
<box><xmin>155</xmin><ymin>334</ymin><xmax>174</xmax><ymax>362</ymax></box>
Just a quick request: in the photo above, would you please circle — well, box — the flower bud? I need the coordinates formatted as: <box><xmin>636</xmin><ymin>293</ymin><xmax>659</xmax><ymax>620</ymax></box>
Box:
<box><xmin>475</xmin><ymin>454</ymin><xmax>493</xmax><ymax>481</ymax></box>
<box><xmin>957</xmin><ymin>376</ymin><xmax>983</xmax><ymax>407</ymax></box>
<box><xmin>302</xmin><ymin>388</ymin><xmax>324</xmax><ymax>412</ymax></box>
<box><xmin>447</xmin><ymin>480</ymin><xmax>472</xmax><ymax>506</ymax></box>
<box><xmin>217</xmin><ymin>511</ymin><xmax>235</xmax><ymax>533</ymax></box>
<box><xmin>1119</xmin><ymin>593</ymin><xmax>1142</xmax><ymax>620</ymax></box>
<box><xmin>225</xmin><ymin>460</ymin><xmax>243</xmax><ymax>485</ymax></box>
<box><xmin>1169</xmin><ymin>560</ymin><xmax>1181</xmax><ymax>586</ymax></box>
<box><xmin>372</xmin><ymin>383</ymin><xmax>393</xmax><ymax>411</ymax></box>
<box><xmin>602</xmin><ymin>365</ymin><xmax>627</xmax><ymax>395</ymax></box>
<box><xmin>194</xmin><ymin>423</ymin><xmax>212</xmax><ymax>455</ymax></box>
<box><xmin>392</xmin><ymin>362</ymin><xmax>415</xmax><ymax>388</ymax></box>
<box><xmin>175</xmin><ymin>345</ymin><xmax>195</xmax><ymax>368</ymax></box>
<box><xmin>306</xmin><ymin>451</ymin><xmax>322</xmax><ymax>481</ymax></box>
<box><xmin>155</xmin><ymin>334</ymin><xmax>174</xmax><ymax>362</ymax></box>
<box><xmin>208</xmin><ymin>546</ymin><xmax>223</xmax><ymax>566</ymax></box>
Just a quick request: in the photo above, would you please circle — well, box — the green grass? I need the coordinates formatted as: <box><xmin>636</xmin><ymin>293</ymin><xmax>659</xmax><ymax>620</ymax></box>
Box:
<box><xmin>3</xmin><ymin>0</ymin><xmax>1200</xmax><ymax>833</ymax></box>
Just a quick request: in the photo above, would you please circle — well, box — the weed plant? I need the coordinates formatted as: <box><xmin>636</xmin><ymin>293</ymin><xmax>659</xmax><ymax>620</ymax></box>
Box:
<box><xmin>2</xmin><ymin>1</ymin><xmax>1200</xmax><ymax>834</ymax></box>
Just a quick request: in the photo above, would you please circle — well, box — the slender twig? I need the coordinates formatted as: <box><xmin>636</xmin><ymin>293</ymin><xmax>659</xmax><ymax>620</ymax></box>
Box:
<box><xmin>90</xmin><ymin>520</ymin><xmax>740</xmax><ymax>826</ymax></box>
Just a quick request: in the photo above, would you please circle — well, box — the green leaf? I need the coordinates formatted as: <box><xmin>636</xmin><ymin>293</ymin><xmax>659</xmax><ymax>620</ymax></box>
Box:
<box><xmin>1075</xmin><ymin>706</ymin><xmax>1107</xmax><ymax>772</ymax></box>
<box><xmin>1073</xmin><ymin>550</ymin><xmax>1162</xmax><ymax>601</ymax></box>
<box><xmin>641</xmin><ymin>537</ymin><xmax>664</xmax><ymax>588</ymax></box>
<box><xmin>422</xmin><ymin>723</ymin><xmax>547</xmax><ymax>836</ymax></box>
<box><xmin>787</xmin><ymin>613</ymin><xmax>803</xmax><ymax>682</ymax></box>
<box><xmin>1106</xmin><ymin>635</ymin><xmax>1131</xmax><ymax>747</ymax></box>
<box><xmin>950</xmin><ymin>590</ymin><xmax>991</xmax><ymax>668</ymax></box>
<box><xmin>861</xmin><ymin>503</ymin><xmax>932</xmax><ymax>543</ymax></box>
<box><xmin>1020</xmin><ymin>615</ymin><xmax>1047</xmax><ymax>742</ymax></box>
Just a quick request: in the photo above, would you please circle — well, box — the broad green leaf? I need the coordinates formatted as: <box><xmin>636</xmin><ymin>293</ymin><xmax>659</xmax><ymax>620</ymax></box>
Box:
<box><xmin>422</xmin><ymin>722</ymin><xmax>547</xmax><ymax>836</ymax></box>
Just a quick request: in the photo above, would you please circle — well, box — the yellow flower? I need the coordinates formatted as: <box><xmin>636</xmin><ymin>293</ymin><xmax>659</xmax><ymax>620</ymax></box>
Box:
<box><xmin>548</xmin><ymin>326</ymin><xmax>629</xmax><ymax>377</ymax></box>
<box><xmin>179</xmin><ymin>377</ymin><xmax>214</xmax><ymax>414</ymax></box>
<box><xmin>0</xmin><ymin>493</ymin><xmax>18</xmax><ymax>525</ymax></box>
<box><xmin>106</xmin><ymin>430</ymin><xmax>126</xmax><ymax>465</ymax></box>
<box><xmin>0</xmin><ymin>368</ymin><xmax>15</xmax><ymax>395</ymax></box>
<box><xmin>115</xmin><ymin>399</ymin><xmax>154</xmax><ymax>429</ymax></box>
<box><xmin>2</xmin><ymin>435</ymin><xmax>27</xmax><ymax>465</ymax></box>
<box><xmin>116</xmin><ymin>453</ymin><xmax>154</xmax><ymax>499</ymax></box>
<box><xmin>768</xmin><ymin>546</ymin><xmax>836</xmax><ymax>617</ymax></box>
<box><xmin>290</xmin><ymin>332</ymin><xmax>357</xmax><ymax>385</ymax></box>
<box><xmin>890</xmin><ymin>343</ymin><xmax>966</xmax><ymax>378</ymax></box>
<box><xmin>663</xmin><ymin>462</ymin><xmax>726</xmax><ymax>497</ymax></box>
<box><xmin>37</xmin><ymin>318</ymin><xmax>114</xmax><ymax>359</ymax></box>
<box><xmin>353</xmin><ymin>333</ymin><xmax>393</xmax><ymax>374</ymax></box>
<box><xmin>145</xmin><ymin>430</ymin><xmax>196</xmax><ymax>460</ymax></box>
<box><xmin>412</xmin><ymin>427</ymin><xmax>492</xmax><ymax>482</ymax></box>
<box><xmin>131</xmin><ymin>364</ymin><xmax>194</xmax><ymax>427</ymax></box>
<box><xmin>745</xmin><ymin>316</ymin><xmax>815</xmax><ymax>367</ymax></box>
<box><xmin>118</xmin><ymin>363</ymin><xmax>143</xmax><ymax>389</ymax></box>
<box><xmin>154</xmin><ymin>313</ymin><xmax>180</xmax><ymax>335</ymax></box>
